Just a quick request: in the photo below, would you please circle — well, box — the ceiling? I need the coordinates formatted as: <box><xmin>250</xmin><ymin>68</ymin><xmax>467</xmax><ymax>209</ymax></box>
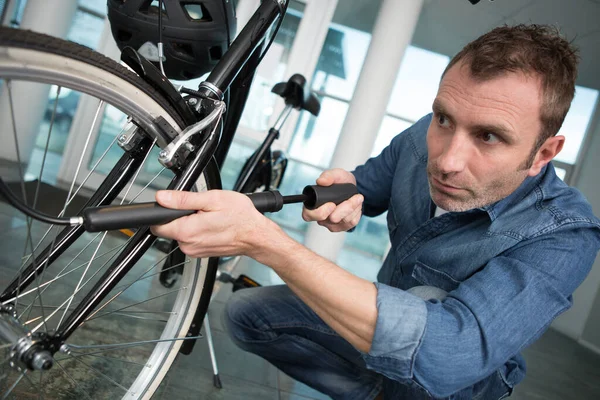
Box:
<box><xmin>333</xmin><ymin>0</ymin><xmax>600</xmax><ymax>90</ymax></box>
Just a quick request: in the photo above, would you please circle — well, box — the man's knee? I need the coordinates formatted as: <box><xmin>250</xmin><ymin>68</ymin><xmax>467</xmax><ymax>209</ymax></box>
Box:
<box><xmin>223</xmin><ymin>286</ymin><xmax>279</xmax><ymax>347</ymax></box>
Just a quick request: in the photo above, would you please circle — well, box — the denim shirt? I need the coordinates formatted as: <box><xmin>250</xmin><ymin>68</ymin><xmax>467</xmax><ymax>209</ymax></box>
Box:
<box><xmin>352</xmin><ymin>114</ymin><xmax>600</xmax><ymax>399</ymax></box>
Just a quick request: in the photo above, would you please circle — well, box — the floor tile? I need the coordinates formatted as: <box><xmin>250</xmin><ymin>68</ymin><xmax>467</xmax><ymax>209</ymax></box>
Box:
<box><xmin>166</xmin><ymin>328</ymin><xmax>279</xmax><ymax>390</ymax></box>
<box><xmin>160</xmin><ymin>370</ymin><xmax>279</xmax><ymax>400</ymax></box>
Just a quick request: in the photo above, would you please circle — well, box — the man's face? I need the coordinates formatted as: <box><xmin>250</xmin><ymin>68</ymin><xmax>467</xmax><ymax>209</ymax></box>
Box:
<box><xmin>426</xmin><ymin>62</ymin><xmax>546</xmax><ymax>212</ymax></box>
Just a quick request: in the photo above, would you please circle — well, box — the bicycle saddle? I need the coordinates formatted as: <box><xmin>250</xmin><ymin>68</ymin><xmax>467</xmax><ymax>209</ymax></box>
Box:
<box><xmin>271</xmin><ymin>74</ymin><xmax>321</xmax><ymax>116</ymax></box>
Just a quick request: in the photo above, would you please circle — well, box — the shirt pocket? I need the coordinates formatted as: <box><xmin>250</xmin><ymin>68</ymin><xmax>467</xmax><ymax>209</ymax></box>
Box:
<box><xmin>411</xmin><ymin>260</ymin><xmax>461</xmax><ymax>293</ymax></box>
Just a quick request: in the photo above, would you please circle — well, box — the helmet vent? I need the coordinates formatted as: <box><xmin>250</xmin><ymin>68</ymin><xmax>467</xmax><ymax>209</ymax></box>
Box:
<box><xmin>117</xmin><ymin>30</ymin><xmax>133</xmax><ymax>42</ymax></box>
<box><xmin>139</xmin><ymin>0</ymin><xmax>168</xmax><ymax>17</ymax></box>
<box><xmin>182</xmin><ymin>3</ymin><xmax>212</xmax><ymax>22</ymax></box>
<box><xmin>172</xmin><ymin>42</ymin><xmax>195</xmax><ymax>59</ymax></box>
<box><xmin>209</xmin><ymin>45</ymin><xmax>222</xmax><ymax>61</ymax></box>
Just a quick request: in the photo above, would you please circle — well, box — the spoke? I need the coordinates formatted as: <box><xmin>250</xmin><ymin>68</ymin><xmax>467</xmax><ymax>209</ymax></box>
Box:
<box><xmin>6</xmin><ymin>79</ymin><xmax>28</xmax><ymax>317</ymax></box>
<box><xmin>93</xmin><ymin>246</ymin><xmax>182</xmax><ymax>314</ymax></box>
<box><xmin>53</xmin><ymin>359</ymin><xmax>95</xmax><ymax>400</ymax></box>
<box><xmin>11</xmin><ymin>240</ymin><xmax>126</xmax><ymax>312</ymax></box>
<box><xmin>63</xmin><ymin>352</ymin><xmax>148</xmax><ymax>367</ymax></box>
<box><xmin>129</xmin><ymin>166</ymin><xmax>166</xmax><ymax>203</ymax></box>
<box><xmin>24</xmin><ymin>315</ymin><xmax>43</xmax><ymax>325</ymax></box>
<box><xmin>64</xmin><ymin>125</ymin><xmax>122</xmax><ymax>205</ymax></box>
<box><xmin>67</xmin><ymin>334</ymin><xmax>203</xmax><ymax>352</ymax></box>
<box><xmin>63</xmin><ymin>100</ymin><xmax>104</xmax><ymax>214</ymax></box>
<box><xmin>86</xmin><ymin>287</ymin><xmax>184</xmax><ymax>322</ymax></box>
<box><xmin>33</xmin><ymin>86</ymin><xmax>61</xmax><ymax>210</ymax></box>
<box><xmin>15</xmin><ymin>128</ymin><xmax>122</xmax><ymax>270</ymax></box>
<box><xmin>119</xmin><ymin>260</ymin><xmax>189</xmax><ymax>289</ymax></box>
<box><xmin>6</xmin><ymin>80</ymin><xmax>50</xmax><ymax>331</ymax></box>
<box><xmin>112</xmin><ymin>259</ymin><xmax>189</xmax><ymax>293</ymax></box>
<box><xmin>30</xmin><ymin>241</ymin><xmax>122</xmax><ymax>333</ymax></box>
<box><xmin>2</xmin><ymin>371</ymin><xmax>25</xmax><ymax>400</ymax></box>
<box><xmin>55</xmin><ymin>232</ymin><xmax>109</xmax><ymax>330</ymax></box>
<box><xmin>18</xmin><ymin>370</ymin><xmax>45</xmax><ymax>400</ymax></box>
<box><xmin>65</xmin><ymin>352</ymin><xmax>131</xmax><ymax>393</ymax></box>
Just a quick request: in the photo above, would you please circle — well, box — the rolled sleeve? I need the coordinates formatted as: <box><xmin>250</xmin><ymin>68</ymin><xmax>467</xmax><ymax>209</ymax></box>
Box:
<box><xmin>362</xmin><ymin>282</ymin><xmax>427</xmax><ymax>381</ymax></box>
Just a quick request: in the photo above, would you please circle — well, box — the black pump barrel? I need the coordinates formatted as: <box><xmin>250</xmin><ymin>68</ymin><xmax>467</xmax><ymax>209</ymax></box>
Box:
<box><xmin>82</xmin><ymin>203</ymin><xmax>194</xmax><ymax>232</ymax></box>
<box><xmin>302</xmin><ymin>183</ymin><xmax>358</xmax><ymax>210</ymax></box>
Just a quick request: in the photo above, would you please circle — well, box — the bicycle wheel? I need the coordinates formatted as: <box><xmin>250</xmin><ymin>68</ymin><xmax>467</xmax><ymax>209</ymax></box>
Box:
<box><xmin>0</xmin><ymin>27</ymin><xmax>217</xmax><ymax>399</ymax></box>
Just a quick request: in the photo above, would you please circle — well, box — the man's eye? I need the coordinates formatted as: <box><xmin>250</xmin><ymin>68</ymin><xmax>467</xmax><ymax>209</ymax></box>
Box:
<box><xmin>437</xmin><ymin>114</ymin><xmax>450</xmax><ymax>127</ymax></box>
<box><xmin>480</xmin><ymin>132</ymin><xmax>501</xmax><ymax>144</ymax></box>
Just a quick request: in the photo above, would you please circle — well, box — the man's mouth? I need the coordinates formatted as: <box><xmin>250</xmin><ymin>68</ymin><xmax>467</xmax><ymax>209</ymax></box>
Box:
<box><xmin>431</xmin><ymin>176</ymin><xmax>463</xmax><ymax>193</ymax></box>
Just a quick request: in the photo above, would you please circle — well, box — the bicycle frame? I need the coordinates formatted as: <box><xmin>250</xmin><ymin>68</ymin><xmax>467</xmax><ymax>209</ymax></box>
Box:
<box><xmin>0</xmin><ymin>0</ymin><xmax>287</xmax><ymax>350</ymax></box>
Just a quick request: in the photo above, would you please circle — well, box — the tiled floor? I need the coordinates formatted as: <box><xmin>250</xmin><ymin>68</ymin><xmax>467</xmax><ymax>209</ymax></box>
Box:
<box><xmin>0</xmin><ymin>185</ymin><xmax>599</xmax><ymax>399</ymax></box>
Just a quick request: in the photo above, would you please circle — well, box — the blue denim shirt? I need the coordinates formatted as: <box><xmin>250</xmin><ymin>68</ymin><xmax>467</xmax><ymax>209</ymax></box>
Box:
<box><xmin>352</xmin><ymin>114</ymin><xmax>600</xmax><ymax>399</ymax></box>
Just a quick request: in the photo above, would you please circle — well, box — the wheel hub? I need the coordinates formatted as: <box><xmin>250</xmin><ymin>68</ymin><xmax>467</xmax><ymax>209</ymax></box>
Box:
<box><xmin>0</xmin><ymin>306</ymin><xmax>54</xmax><ymax>371</ymax></box>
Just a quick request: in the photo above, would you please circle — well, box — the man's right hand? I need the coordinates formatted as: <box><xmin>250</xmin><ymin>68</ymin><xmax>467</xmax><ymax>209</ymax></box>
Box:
<box><xmin>302</xmin><ymin>168</ymin><xmax>364</xmax><ymax>232</ymax></box>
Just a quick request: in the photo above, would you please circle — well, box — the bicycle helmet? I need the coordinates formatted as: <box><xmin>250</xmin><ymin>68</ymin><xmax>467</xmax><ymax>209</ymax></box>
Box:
<box><xmin>107</xmin><ymin>0</ymin><xmax>237</xmax><ymax>80</ymax></box>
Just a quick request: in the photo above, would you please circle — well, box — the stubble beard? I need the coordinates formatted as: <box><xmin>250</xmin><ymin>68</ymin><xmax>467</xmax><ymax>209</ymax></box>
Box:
<box><xmin>426</xmin><ymin>162</ymin><xmax>527</xmax><ymax>212</ymax></box>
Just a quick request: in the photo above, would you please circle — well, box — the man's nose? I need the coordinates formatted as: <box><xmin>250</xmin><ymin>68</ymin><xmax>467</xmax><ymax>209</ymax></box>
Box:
<box><xmin>436</xmin><ymin>133</ymin><xmax>469</xmax><ymax>174</ymax></box>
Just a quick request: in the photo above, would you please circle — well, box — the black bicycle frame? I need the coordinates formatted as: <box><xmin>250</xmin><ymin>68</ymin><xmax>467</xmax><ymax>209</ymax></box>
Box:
<box><xmin>1</xmin><ymin>0</ymin><xmax>287</xmax><ymax>346</ymax></box>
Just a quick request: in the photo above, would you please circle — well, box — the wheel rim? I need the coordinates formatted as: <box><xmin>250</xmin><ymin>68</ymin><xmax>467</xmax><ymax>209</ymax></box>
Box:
<box><xmin>0</xmin><ymin>46</ymin><xmax>208</xmax><ymax>399</ymax></box>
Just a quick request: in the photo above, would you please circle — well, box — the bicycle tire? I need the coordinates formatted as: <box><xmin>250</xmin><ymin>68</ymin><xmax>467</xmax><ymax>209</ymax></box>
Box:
<box><xmin>0</xmin><ymin>27</ymin><xmax>216</xmax><ymax>399</ymax></box>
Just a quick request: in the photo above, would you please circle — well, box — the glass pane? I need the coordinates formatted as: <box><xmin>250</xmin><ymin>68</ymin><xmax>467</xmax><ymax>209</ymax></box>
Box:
<box><xmin>311</xmin><ymin>25</ymin><xmax>371</xmax><ymax>101</ymax></box>
<box><xmin>67</xmin><ymin>10</ymin><xmax>104</xmax><ymax>49</ymax></box>
<box><xmin>238</xmin><ymin>1</ymin><xmax>305</xmax><ymax>132</ymax></box>
<box><xmin>554</xmin><ymin>86</ymin><xmax>599</xmax><ymax>165</ymax></box>
<box><xmin>555</xmin><ymin>167</ymin><xmax>567</xmax><ymax>181</ymax></box>
<box><xmin>89</xmin><ymin>104</ymin><xmax>175</xmax><ymax>190</ymax></box>
<box><xmin>289</xmin><ymin>96</ymin><xmax>349</xmax><ymax>168</ymax></box>
<box><xmin>0</xmin><ymin>0</ymin><xmax>6</xmax><ymax>23</ymax></box>
<box><xmin>268</xmin><ymin>159</ymin><xmax>323</xmax><ymax>233</ymax></box>
<box><xmin>387</xmin><ymin>46</ymin><xmax>449</xmax><ymax>122</ymax></box>
<box><xmin>343</xmin><ymin>212</ymin><xmax>390</xmax><ymax>259</ymax></box>
<box><xmin>337</xmin><ymin>246</ymin><xmax>382</xmax><ymax>282</ymax></box>
<box><xmin>219</xmin><ymin>138</ymin><xmax>260</xmax><ymax>190</ymax></box>
<box><xmin>25</xmin><ymin>11</ymin><xmax>106</xmax><ymax>182</ymax></box>
<box><xmin>79</xmin><ymin>0</ymin><xmax>107</xmax><ymax>15</ymax></box>
<box><xmin>371</xmin><ymin>116</ymin><xmax>412</xmax><ymax>158</ymax></box>
<box><xmin>27</xmin><ymin>86</ymin><xmax>80</xmax><ymax>183</ymax></box>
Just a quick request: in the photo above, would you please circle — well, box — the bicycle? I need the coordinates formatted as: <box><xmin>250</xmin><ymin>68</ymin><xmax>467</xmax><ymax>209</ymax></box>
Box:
<box><xmin>0</xmin><ymin>0</ymin><xmax>295</xmax><ymax>398</ymax></box>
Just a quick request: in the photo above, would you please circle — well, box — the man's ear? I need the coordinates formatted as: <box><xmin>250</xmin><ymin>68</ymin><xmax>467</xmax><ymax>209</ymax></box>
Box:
<box><xmin>527</xmin><ymin>135</ymin><xmax>565</xmax><ymax>176</ymax></box>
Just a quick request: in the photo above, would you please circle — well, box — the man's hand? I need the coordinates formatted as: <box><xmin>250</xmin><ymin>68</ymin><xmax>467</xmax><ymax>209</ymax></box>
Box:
<box><xmin>302</xmin><ymin>168</ymin><xmax>363</xmax><ymax>232</ymax></box>
<box><xmin>150</xmin><ymin>189</ymin><xmax>276</xmax><ymax>259</ymax></box>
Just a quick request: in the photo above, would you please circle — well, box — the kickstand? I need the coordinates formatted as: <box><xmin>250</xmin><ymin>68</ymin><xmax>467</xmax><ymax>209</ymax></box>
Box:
<box><xmin>203</xmin><ymin>314</ymin><xmax>222</xmax><ymax>388</ymax></box>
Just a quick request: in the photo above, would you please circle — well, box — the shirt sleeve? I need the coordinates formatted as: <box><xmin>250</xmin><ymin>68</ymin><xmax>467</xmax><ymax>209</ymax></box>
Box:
<box><xmin>352</xmin><ymin>114</ymin><xmax>432</xmax><ymax>218</ymax></box>
<box><xmin>362</xmin><ymin>225</ymin><xmax>600</xmax><ymax>398</ymax></box>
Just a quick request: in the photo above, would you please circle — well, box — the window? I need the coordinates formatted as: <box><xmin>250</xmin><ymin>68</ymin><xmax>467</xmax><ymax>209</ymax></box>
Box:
<box><xmin>338</xmin><ymin>45</ymin><xmax>450</xmax><ymax>265</ymax></box>
<box><xmin>239</xmin><ymin>1</ymin><xmax>307</xmax><ymax>132</ymax></box>
<box><xmin>552</xmin><ymin>86</ymin><xmax>599</xmax><ymax>181</ymax></box>
<box><xmin>288</xmin><ymin>23</ymin><xmax>372</xmax><ymax>168</ymax></box>
<box><xmin>26</xmin><ymin>4</ymin><xmax>107</xmax><ymax>183</ymax></box>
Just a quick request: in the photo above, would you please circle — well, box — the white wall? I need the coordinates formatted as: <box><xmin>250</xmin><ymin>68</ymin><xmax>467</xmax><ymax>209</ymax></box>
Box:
<box><xmin>560</xmin><ymin>105</ymin><xmax>600</xmax><ymax>347</ymax></box>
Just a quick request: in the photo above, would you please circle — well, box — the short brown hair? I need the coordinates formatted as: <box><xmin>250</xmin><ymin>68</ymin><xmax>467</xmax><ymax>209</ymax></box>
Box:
<box><xmin>443</xmin><ymin>24</ymin><xmax>580</xmax><ymax>155</ymax></box>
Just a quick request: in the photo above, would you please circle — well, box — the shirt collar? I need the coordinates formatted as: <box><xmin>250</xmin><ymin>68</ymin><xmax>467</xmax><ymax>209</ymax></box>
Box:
<box><xmin>479</xmin><ymin>165</ymin><xmax>548</xmax><ymax>221</ymax></box>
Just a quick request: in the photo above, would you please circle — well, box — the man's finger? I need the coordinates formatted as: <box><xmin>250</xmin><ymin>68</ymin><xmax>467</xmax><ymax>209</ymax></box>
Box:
<box><xmin>327</xmin><ymin>194</ymin><xmax>363</xmax><ymax>224</ymax></box>
<box><xmin>156</xmin><ymin>190</ymin><xmax>215</xmax><ymax>211</ymax></box>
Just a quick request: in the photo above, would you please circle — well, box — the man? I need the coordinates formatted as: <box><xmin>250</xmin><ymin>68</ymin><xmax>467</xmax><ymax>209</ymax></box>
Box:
<box><xmin>151</xmin><ymin>24</ymin><xmax>600</xmax><ymax>399</ymax></box>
